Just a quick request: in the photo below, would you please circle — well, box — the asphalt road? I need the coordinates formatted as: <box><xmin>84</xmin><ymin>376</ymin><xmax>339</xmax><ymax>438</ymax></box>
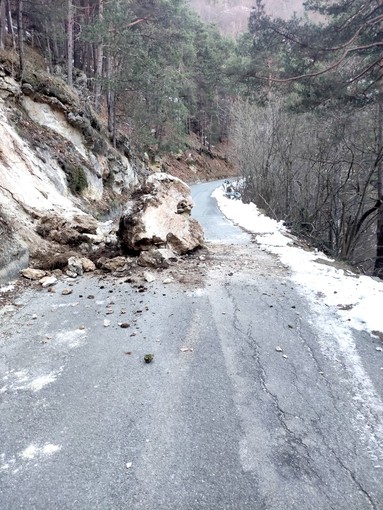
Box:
<box><xmin>191</xmin><ymin>180</ymin><xmax>250</xmax><ymax>244</ymax></box>
<box><xmin>1</xmin><ymin>181</ymin><xmax>383</xmax><ymax>509</ymax></box>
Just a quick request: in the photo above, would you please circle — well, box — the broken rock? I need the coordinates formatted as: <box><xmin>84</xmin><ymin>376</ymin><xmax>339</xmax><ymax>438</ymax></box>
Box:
<box><xmin>20</xmin><ymin>268</ymin><xmax>47</xmax><ymax>280</ymax></box>
<box><xmin>98</xmin><ymin>256</ymin><xmax>128</xmax><ymax>272</ymax></box>
<box><xmin>36</xmin><ymin>214</ymin><xmax>98</xmax><ymax>246</ymax></box>
<box><xmin>143</xmin><ymin>271</ymin><xmax>156</xmax><ymax>283</ymax></box>
<box><xmin>81</xmin><ymin>257</ymin><xmax>96</xmax><ymax>272</ymax></box>
<box><xmin>71</xmin><ymin>214</ymin><xmax>98</xmax><ymax>234</ymax></box>
<box><xmin>137</xmin><ymin>248</ymin><xmax>175</xmax><ymax>269</ymax></box>
<box><xmin>39</xmin><ymin>275</ymin><xmax>58</xmax><ymax>288</ymax></box>
<box><xmin>118</xmin><ymin>173</ymin><xmax>204</xmax><ymax>255</ymax></box>
<box><xmin>68</xmin><ymin>256</ymin><xmax>84</xmax><ymax>276</ymax></box>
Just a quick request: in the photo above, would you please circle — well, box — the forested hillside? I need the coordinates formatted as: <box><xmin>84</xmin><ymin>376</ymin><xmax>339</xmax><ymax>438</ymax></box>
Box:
<box><xmin>0</xmin><ymin>0</ymin><xmax>237</xmax><ymax>152</ymax></box>
<box><xmin>0</xmin><ymin>0</ymin><xmax>383</xmax><ymax>277</ymax></box>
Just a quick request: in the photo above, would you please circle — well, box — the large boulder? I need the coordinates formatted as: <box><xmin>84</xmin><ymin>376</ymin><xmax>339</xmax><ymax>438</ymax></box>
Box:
<box><xmin>118</xmin><ymin>173</ymin><xmax>204</xmax><ymax>255</ymax></box>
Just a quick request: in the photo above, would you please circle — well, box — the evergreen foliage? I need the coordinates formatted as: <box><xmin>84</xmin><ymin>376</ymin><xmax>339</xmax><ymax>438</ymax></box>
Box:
<box><xmin>1</xmin><ymin>0</ymin><xmax>237</xmax><ymax>150</ymax></box>
<box><xmin>246</xmin><ymin>0</ymin><xmax>383</xmax><ymax>108</ymax></box>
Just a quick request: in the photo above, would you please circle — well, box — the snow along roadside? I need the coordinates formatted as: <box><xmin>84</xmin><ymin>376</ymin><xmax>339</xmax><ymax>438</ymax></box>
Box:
<box><xmin>212</xmin><ymin>187</ymin><xmax>383</xmax><ymax>337</ymax></box>
<box><xmin>213</xmin><ymin>186</ymin><xmax>383</xmax><ymax>464</ymax></box>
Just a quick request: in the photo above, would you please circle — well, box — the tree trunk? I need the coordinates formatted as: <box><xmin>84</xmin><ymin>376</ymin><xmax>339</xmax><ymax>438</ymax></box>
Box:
<box><xmin>17</xmin><ymin>0</ymin><xmax>24</xmax><ymax>79</ymax></box>
<box><xmin>51</xmin><ymin>24</ymin><xmax>60</xmax><ymax>68</ymax></box>
<box><xmin>94</xmin><ymin>0</ymin><xmax>104</xmax><ymax>111</ymax></box>
<box><xmin>67</xmin><ymin>0</ymin><xmax>74</xmax><ymax>86</ymax></box>
<box><xmin>5</xmin><ymin>0</ymin><xmax>15</xmax><ymax>49</ymax></box>
<box><xmin>106</xmin><ymin>54</ymin><xmax>116</xmax><ymax>143</ymax></box>
<box><xmin>107</xmin><ymin>88</ymin><xmax>117</xmax><ymax>147</ymax></box>
<box><xmin>374</xmin><ymin>102</ymin><xmax>383</xmax><ymax>278</ymax></box>
<box><xmin>0</xmin><ymin>0</ymin><xmax>5</xmax><ymax>49</ymax></box>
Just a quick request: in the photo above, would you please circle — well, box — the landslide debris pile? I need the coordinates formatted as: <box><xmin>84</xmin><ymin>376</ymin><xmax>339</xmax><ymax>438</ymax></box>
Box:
<box><xmin>14</xmin><ymin>173</ymin><xmax>205</xmax><ymax>288</ymax></box>
<box><xmin>0</xmin><ymin>52</ymin><xmax>204</xmax><ymax>284</ymax></box>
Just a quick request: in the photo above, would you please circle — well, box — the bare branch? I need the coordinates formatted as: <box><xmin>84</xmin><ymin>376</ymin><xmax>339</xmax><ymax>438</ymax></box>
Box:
<box><xmin>253</xmin><ymin>42</ymin><xmax>383</xmax><ymax>83</ymax></box>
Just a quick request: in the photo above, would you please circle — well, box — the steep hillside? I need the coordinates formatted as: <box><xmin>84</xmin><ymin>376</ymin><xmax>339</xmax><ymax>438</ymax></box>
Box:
<box><xmin>0</xmin><ymin>50</ymin><xmax>141</xmax><ymax>281</ymax></box>
<box><xmin>188</xmin><ymin>0</ymin><xmax>305</xmax><ymax>36</ymax></box>
<box><xmin>0</xmin><ymin>50</ymin><xmax>236</xmax><ymax>282</ymax></box>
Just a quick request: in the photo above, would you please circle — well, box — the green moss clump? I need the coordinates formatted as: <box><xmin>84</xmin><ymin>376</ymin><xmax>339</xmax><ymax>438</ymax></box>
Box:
<box><xmin>59</xmin><ymin>160</ymin><xmax>88</xmax><ymax>195</ymax></box>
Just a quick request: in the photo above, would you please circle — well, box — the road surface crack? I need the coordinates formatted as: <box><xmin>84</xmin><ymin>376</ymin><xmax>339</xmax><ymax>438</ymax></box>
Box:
<box><xmin>322</xmin><ymin>439</ymin><xmax>377</xmax><ymax>509</ymax></box>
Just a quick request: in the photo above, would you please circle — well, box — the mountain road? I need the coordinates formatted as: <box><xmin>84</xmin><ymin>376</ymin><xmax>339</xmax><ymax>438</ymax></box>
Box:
<box><xmin>0</xmin><ymin>180</ymin><xmax>382</xmax><ymax>509</ymax></box>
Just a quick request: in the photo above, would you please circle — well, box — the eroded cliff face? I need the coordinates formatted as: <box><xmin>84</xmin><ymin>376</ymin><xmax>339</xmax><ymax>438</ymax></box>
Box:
<box><xmin>0</xmin><ymin>57</ymin><xmax>140</xmax><ymax>281</ymax></box>
<box><xmin>0</xmin><ymin>56</ymin><xmax>207</xmax><ymax>284</ymax></box>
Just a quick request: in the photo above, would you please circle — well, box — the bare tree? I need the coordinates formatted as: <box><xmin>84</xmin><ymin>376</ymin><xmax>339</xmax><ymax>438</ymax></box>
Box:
<box><xmin>94</xmin><ymin>0</ymin><xmax>104</xmax><ymax>111</ymax></box>
<box><xmin>17</xmin><ymin>0</ymin><xmax>25</xmax><ymax>78</ymax></box>
<box><xmin>67</xmin><ymin>0</ymin><xmax>74</xmax><ymax>86</ymax></box>
<box><xmin>230</xmin><ymin>98</ymin><xmax>383</xmax><ymax>271</ymax></box>
<box><xmin>0</xmin><ymin>0</ymin><xmax>5</xmax><ymax>49</ymax></box>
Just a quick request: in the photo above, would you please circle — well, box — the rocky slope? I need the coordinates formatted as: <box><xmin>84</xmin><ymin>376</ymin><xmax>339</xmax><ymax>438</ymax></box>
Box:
<box><xmin>0</xmin><ymin>50</ymin><xmax>142</xmax><ymax>280</ymax></box>
<box><xmin>0</xmin><ymin>50</ymin><xmax>232</xmax><ymax>284</ymax></box>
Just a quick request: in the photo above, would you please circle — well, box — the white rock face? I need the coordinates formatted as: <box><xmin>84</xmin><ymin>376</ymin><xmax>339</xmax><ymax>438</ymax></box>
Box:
<box><xmin>21</xmin><ymin>96</ymin><xmax>136</xmax><ymax>201</ymax></box>
<box><xmin>0</xmin><ymin>79</ymin><xmax>137</xmax><ymax>280</ymax></box>
<box><xmin>118</xmin><ymin>173</ymin><xmax>204</xmax><ymax>255</ymax></box>
<box><xmin>0</xmin><ymin>106</ymin><xmax>78</xmax><ymax>216</ymax></box>
<box><xmin>22</xmin><ymin>97</ymin><xmax>88</xmax><ymax>157</ymax></box>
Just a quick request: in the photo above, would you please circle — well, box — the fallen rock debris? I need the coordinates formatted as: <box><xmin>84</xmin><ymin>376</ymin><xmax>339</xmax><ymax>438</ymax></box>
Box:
<box><xmin>20</xmin><ymin>268</ymin><xmax>47</xmax><ymax>280</ymax></box>
<box><xmin>144</xmin><ymin>353</ymin><xmax>154</xmax><ymax>364</ymax></box>
<box><xmin>68</xmin><ymin>256</ymin><xmax>84</xmax><ymax>276</ymax></box>
<box><xmin>16</xmin><ymin>174</ymin><xmax>207</xmax><ymax>295</ymax></box>
<box><xmin>39</xmin><ymin>275</ymin><xmax>57</xmax><ymax>288</ymax></box>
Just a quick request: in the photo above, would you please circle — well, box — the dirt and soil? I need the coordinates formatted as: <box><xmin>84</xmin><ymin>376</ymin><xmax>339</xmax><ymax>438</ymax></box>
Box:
<box><xmin>162</xmin><ymin>135</ymin><xmax>238</xmax><ymax>184</ymax></box>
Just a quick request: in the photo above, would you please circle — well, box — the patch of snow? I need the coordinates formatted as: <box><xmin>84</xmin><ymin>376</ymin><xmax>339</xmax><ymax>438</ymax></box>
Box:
<box><xmin>51</xmin><ymin>302</ymin><xmax>80</xmax><ymax>310</ymax></box>
<box><xmin>0</xmin><ymin>283</ymin><xmax>15</xmax><ymax>293</ymax></box>
<box><xmin>3</xmin><ymin>368</ymin><xmax>60</xmax><ymax>392</ymax></box>
<box><xmin>214</xmin><ymin>186</ymin><xmax>383</xmax><ymax>461</ymax></box>
<box><xmin>28</xmin><ymin>373</ymin><xmax>57</xmax><ymax>392</ymax></box>
<box><xmin>42</xmin><ymin>444</ymin><xmax>61</xmax><ymax>455</ymax></box>
<box><xmin>20</xmin><ymin>445</ymin><xmax>38</xmax><ymax>460</ymax></box>
<box><xmin>213</xmin><ymin>187</ymin><xmax>383</xmax><ymax>335</ymax></box>
<box><xmin>19</xmin><ymin>443</ymin><xmax>62</xmax><ymax>462</ymax></box>
<box><xmin>13</xmin><ymin>370</ymin><xmax>29</xmax><ymax>383</ymax></box>
<box><xmin>55</xmin><ymin>329</ymin><xmax>87</xmax><ymax>349</ymax></box>
<box><xmin>187</xmin><ymin>288</ymin><xmax>206</xmax><ymax>297</ymax></box>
